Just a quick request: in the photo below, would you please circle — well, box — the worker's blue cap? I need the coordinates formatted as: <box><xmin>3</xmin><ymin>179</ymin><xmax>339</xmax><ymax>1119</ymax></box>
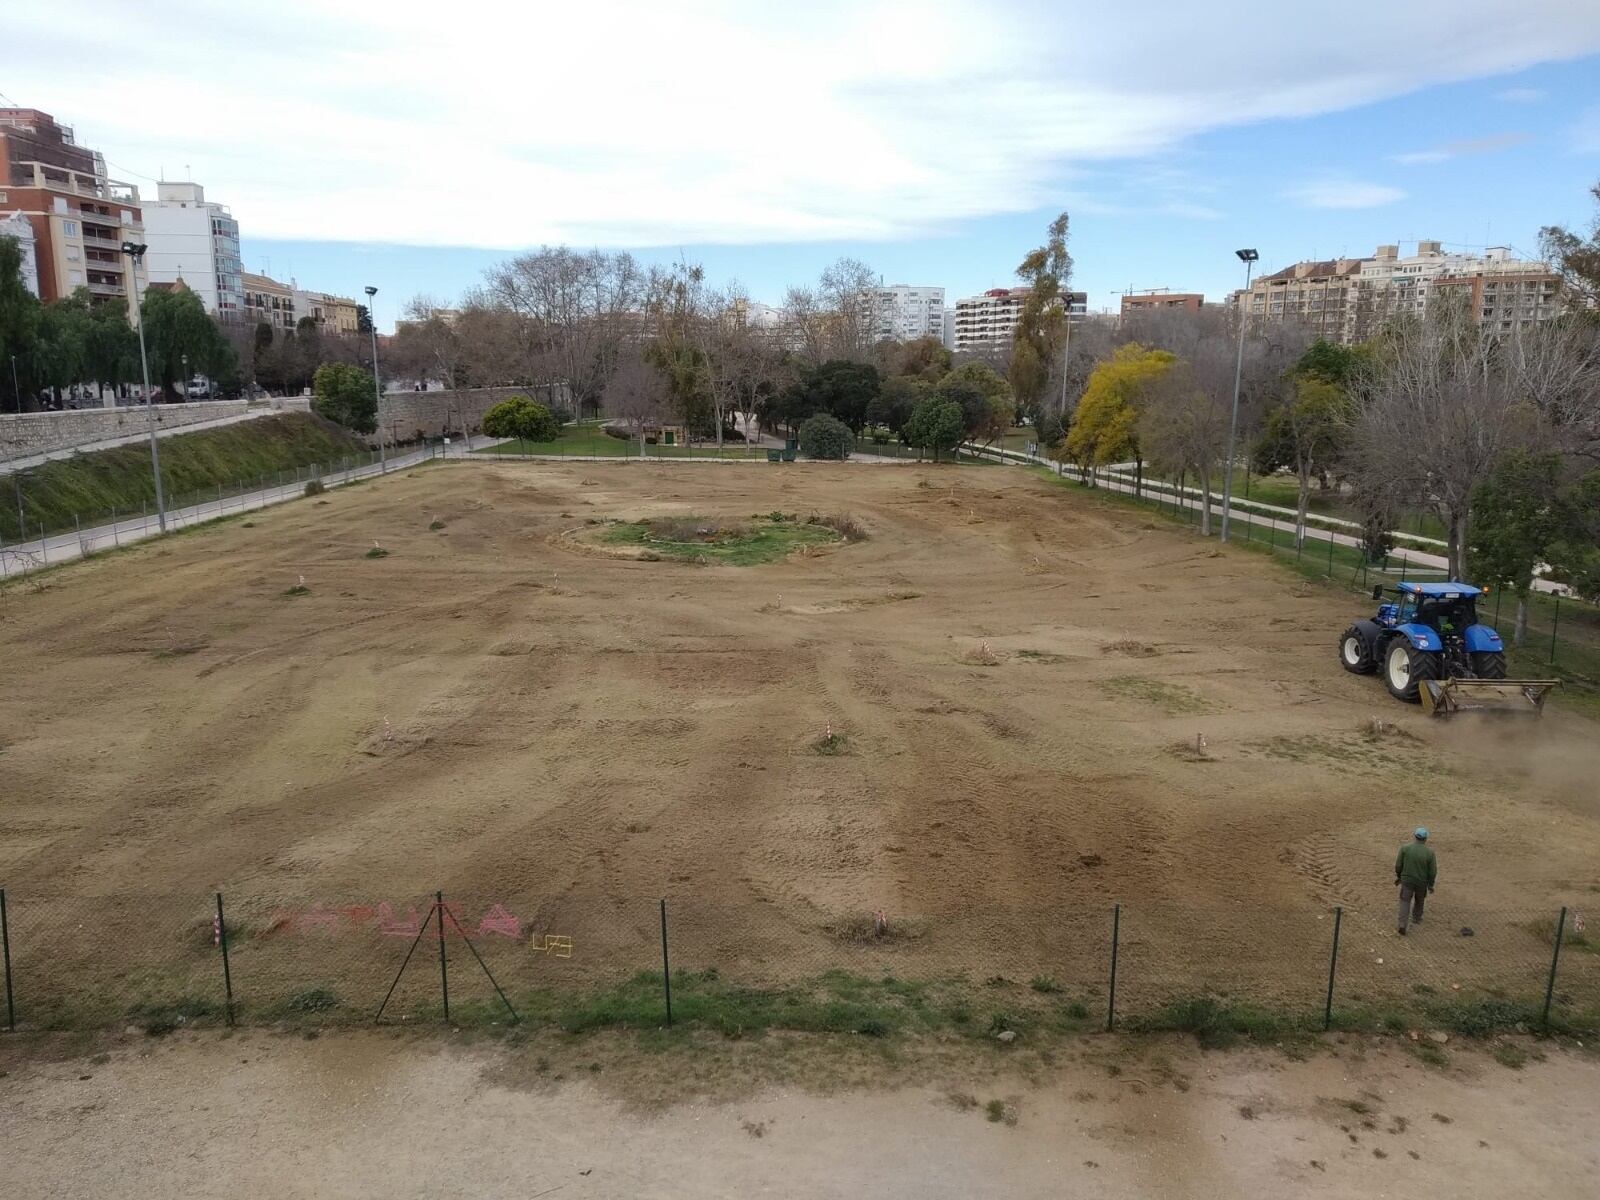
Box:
<box><xmin>1414</xmin><ymin>827</ymin><xmax>1428</xmax><ymax>840</ymax></box>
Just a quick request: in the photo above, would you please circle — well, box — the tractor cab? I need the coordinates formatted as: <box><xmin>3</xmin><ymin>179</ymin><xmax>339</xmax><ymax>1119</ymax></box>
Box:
<box><xmin>1373</xmin><ymin>583</ymin><xmax>1480</xmax><ymax>643</ymax></box>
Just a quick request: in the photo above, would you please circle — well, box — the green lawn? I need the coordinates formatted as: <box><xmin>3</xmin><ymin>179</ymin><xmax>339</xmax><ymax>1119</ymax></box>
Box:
<box><xmin>599</xmin><ymin>514</ymin><xmax>841</xmax><ymax>564</ymax></box>
<box><xmin>477</xmin><ymin>428</ymin><xmax>767</xmax><ymax>459</ymax></box>
<box><xmin>476</xmin><ymin>424</ymin><xmax>996</xmax><ymax>464</ymax></box>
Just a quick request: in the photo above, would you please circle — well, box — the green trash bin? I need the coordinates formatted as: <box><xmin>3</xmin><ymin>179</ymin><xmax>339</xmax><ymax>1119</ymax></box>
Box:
<box><xmin>785</xmin><ymin>437</ymin><xmax>799</xmax><ymax>453</ymax></box>
<box><xmin>766</xmin><ymin>448</ymin><xmax>782</xmax><ymax>463</ymax></box>
<box><xmin>782</xmin><ymin>449</ymin><xmax>797</xmax><ymax>463</ymax></box>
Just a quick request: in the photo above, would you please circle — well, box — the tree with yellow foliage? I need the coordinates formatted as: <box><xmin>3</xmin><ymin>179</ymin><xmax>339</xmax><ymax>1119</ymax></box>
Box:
<box><xmin>1060</xmin><ymin>343</ymin><xmax>1174</xmax><ymax>487</ymax></box>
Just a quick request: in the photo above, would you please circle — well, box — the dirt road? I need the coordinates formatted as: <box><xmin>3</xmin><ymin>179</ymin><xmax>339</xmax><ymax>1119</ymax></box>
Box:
<box><xmin>2</xmin><ymin>1031</ymin><xmax>1596</xmax><ymax>1199</ymax></box>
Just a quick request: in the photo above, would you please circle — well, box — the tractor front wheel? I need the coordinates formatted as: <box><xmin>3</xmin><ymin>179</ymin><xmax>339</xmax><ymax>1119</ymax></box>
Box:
<box><xmin>1383</xmin><ymin>640</ymin><xmax>1440</xmax><ymax>703</ymax></box>
<box><xmin>1339</xmin><ymin>626</ymin><xmax>1375</xmax><ymax>675</ymax></box>
<box><xmin>1471</xmin><ymin>650</ymin><xmax>1507</xmax><ymax>680</ymax></box>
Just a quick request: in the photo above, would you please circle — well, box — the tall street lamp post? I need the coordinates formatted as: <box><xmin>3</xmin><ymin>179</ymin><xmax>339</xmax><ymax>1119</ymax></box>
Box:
<box><xmin>365</xmin><ymin>286</ymin><xmax>384</xmax><ymax>472</ymax></box>
<box><xmin>122</xmin><ymin>242</ymin><xmax>168</xmax><ymax>532</ymax></box>
<box><xmin>1219</xmin><ymin>248</ymin><xmax>1259</xmax><ymax>544</ymax></box>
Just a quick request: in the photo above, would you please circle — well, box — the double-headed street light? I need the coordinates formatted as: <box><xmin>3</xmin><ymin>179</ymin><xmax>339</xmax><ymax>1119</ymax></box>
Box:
<box><xmin>1219</xmin><ymin>248</ymin><xmax>1259</xmax><ymax>544</ymax></box>
<box><xmin>121</xmin><ymin>241</ymin><xmax>168</xmax><ymax>532</ymax></box>
<box><xmin>364</xmin><ymin>286</ymin><xmax>384</xmax><ymax>472</ymax></box>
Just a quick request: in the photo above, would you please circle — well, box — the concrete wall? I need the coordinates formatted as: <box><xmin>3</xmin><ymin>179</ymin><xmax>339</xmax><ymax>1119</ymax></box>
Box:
<box><xmin>372</xmin><ymin>385</ymin><xmax>571</xmax><ymax>446</ymax></box>
<box><xmin>0</xmin><ymin>399</ymin><xmax>295</xmax><ymax>464</ymax></box>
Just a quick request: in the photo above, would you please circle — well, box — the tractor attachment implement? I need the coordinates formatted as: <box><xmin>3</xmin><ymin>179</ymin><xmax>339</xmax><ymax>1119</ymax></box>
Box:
<box><xmin>1418</xmin><ymin>677</ymin><xmax>1560</xmax><ymax>718</ymax></box>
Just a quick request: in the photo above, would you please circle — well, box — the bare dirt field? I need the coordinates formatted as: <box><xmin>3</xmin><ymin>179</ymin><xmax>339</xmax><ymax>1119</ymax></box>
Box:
<box><xmin>2</xmin><ymin>1029</ymin><xmax>1597</xmax><ymax>1199</ymax></box>
<box><xmin>1</xmin><ymin>460</ymin><xmax>1598</xmax><ymax>1017</ymax></box>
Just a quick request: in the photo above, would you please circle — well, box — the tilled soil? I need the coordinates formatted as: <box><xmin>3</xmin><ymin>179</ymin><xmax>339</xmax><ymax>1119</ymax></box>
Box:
<box><xmin>1</xmin><ymin>461</ymin><xmax>1596</xmax><ymax>1004</ymax></box>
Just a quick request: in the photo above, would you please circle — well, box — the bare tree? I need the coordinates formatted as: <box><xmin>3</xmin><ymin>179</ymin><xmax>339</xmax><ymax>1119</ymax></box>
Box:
<box><xmin>1349</xmin><ymin>305</ymin><xmax>1547</xmax><ymax>578</ymax></box>
<box><xmin>1139</xmin><ymin>361</ymin><xmax>1232</xmax><ymax>535</ymax></box>
<box><xmin>782</xmin><ymin>285</ymin><xmax>830</xmax><ymax>366</ymax></box>
<box><xmin>818</xmin><ymin>257</ymin><xmax>878</xmax><ymax>362</ymax></box>
<box><xmin>602</xmin><ymin>350</ymin><xmax>670</xmax><ymax>457</ymax></box>
<box><xmin>483</xmin><ymin>248</ymin><xmax>644</xmax><ymax>417</ymax></box>
<box><xmin>1499</xmin><ymin>316</ymin><xmax>1600</xmax><ymax>464</ymax></box>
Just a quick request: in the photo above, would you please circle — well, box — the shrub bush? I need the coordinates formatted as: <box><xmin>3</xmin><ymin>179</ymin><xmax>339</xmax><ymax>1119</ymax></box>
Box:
<box><xmin>482</xmin><ymin>395</ymin><xmax>560</xmax><ymax>443</ymax></box>
<box><xmin>799</xmin><ymin>412</ymin><xmax>852</xmax><ymax>460</ymax></box>
<box><xmin>304</xmin><ymin>478</ymin><xmax>326</xmax><ymax>496</ymax></box>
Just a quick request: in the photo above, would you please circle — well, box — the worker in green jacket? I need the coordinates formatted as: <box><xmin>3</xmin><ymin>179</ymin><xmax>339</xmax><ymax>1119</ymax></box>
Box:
<box><xmin>1395</xmin><ymin>828</ymin><xmax>1437</xmax><ymax>935</ymax></box>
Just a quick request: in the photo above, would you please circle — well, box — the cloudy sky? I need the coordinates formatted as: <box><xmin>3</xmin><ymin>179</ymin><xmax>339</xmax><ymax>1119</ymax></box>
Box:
<box><xmin>8</xmin><ymin>1</ymin><xmax>1600</xmax><ymax>325</ymax></box>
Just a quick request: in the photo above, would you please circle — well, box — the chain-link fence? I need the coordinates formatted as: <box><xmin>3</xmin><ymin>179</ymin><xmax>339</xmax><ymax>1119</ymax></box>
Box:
<box><xmin>2</xmin><ymin>890</ymin><xmax>1595</xmax><ymax>1040</ymax></box>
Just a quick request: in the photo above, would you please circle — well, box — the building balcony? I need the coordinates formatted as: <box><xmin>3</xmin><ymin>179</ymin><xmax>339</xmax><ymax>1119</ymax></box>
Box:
<box><xmin>85</xmin><ymin>278</ymin><xmax>125</xmax><ymax>296</ymax></box>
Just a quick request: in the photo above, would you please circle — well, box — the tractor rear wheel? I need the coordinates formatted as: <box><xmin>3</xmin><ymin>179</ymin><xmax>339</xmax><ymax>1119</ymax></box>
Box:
<box><xmin>1471</xmin><ymin>650</ymin><xmax>1507</xmax><ymax>679</ymax></box>
<box><xmin>1339</xmin><ymin>626</ymin><xmax>1375</xmax><ymax>675</ymax></box>
<box><xmin>1383</xmin><ymin>640</ymin><xmax>1440</xmax><ymax>703</ymax></box>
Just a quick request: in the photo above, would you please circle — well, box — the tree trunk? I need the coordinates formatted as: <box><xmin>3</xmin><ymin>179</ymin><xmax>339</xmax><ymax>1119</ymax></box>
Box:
<box><xmin>1198</xmin><ymin>467</ymin><xmax>1213</xmax><ymax>536</ymax></box>
<box><xmin>1135</xmin><ymin>455</ymin><xmax>1143</xmax><ymax>499</ymax></box>
<box><xmin>1295</xmin><ymin>460</ymin><xmax>1312</xmax><ymax>547</ymax></box>
<box><xmin>1514</xmin><ymin>593</ymin><xmax>1529</xmax><ymax>648</ymax></box>
<box><xmin>1447</xmin><ymin>509</ymin><xmax>1468</xmax><ymax>581</ymax></box>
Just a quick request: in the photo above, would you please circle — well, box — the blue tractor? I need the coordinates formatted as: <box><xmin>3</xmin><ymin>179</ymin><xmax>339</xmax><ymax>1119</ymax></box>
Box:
<box><xmin>1339</xmin><ymin>581</ymin><xmax>1559</xmax><ymax>716</ymax></box>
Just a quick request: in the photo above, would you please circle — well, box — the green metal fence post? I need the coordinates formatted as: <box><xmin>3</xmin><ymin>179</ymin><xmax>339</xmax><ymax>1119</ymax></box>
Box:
<box><xmin>1549</xmin><ymin>595</ymin><xmax>1560</xmax><ymax>666</ymax></box>
<box><xmin>1326</xmin><ymin>532</ymin><xmax>1335</xmax><ymax>574</ymax></box>
<box><xmin>215</xmin><ymin>892</ymin><xmax>235</xmax><ymax>1027</ymax></box>
<box><xmin>1106</xmin><ymin>903</ymin><xmax>1121</xmax><ymax>1032</ymax></box>
<box><xmin>1542</xmin><ymin>906</ymin><xmax>1568</xmax><ymax>1031</ymax></box>
<box><xmin>1323</xmin><ymin>907</ymin><xmax>1343</xmax><ymax>1031</ymax></box>
<box><xmin>659</xmin><ymin>898</ymin><xmax>673</xmax><ymax>1028</ymax></box>
<box><xmin>1</xmin><ymin>888</ymin><xmax>13</xmax><ymax>1032</ymax></box>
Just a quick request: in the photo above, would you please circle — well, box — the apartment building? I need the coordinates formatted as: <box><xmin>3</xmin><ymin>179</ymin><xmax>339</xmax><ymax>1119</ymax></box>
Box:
<box><xmin>1120</xmin><ymin>290</ymin><xmax>1204</xmax><ymax>318</ymax></box>
<box><xmin>951</xmin><ymin>287</ymin><xmax>1087</xmax><ymax>356</ymax></box>
<box><xmin>1235</xmin><ymin>256</ymin><xmax>1364</xmax><ymax>342</ymax></box>
<box><xmin>1237</xmin><ymin>242</ymin><xmax>1563</xmax><ymax>343</ymax></box>
<box><xmin>1431</xmin><ymin>256</ymin><xmax>1563</xmax><ymax>333</ymax></box>
<box><xmin>242</xmin><ymin>270</ymin><xmax>295</xmax><ymax>331</ymax></box>
<box><xmin>0</xmin><ymin>210</ymin><xmax>39</xmax><ymax>297</ymax></box>
<box><xmin>866</xmin><ymin>284</ymin><xmax>945</xmax><ymax>342</ymax></box>
<box><xmin>0</xmin><ymin>108</ymin><xmax>143</xmax><ymax>317</ymax></box>
<box><xmin>140</xmin><ymin>181</ymin><xmax>244</xmax><ymax>322</ymax></box>
<box><xmin>291</xmin><ymin>286</ymin><xmax>361</xmax><ymax>336</ymax></box>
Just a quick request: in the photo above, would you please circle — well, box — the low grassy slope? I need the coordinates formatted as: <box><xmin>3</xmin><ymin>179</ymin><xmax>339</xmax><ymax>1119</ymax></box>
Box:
<box><xmin>4</xmin><ymin>412</ymin><xmax>369</xmax><ymax>540</ymax></box>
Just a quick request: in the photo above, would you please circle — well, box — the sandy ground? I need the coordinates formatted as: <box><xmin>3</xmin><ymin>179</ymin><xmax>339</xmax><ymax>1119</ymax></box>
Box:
<box><xmin>1</xmin><ymin>461</ymin><xmax>1598</xmax><ymax>1009</ymax></box>
<box><xmin>2</xmin><ymin>1030</ymin><xmax>1597</xmax><ymax>1199</ymax></box>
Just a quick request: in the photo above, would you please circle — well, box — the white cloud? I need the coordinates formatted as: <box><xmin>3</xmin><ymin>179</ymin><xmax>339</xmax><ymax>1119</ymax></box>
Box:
<box><xmin>1495</xmin><ymin>87</ymin><xmax>1548</xmax><ymax>102</ymax></box>
<box><xmin>1390</xmin><ymin>131</ymin><xmax>1532</xmax><ymax>164</ymax></box>
<box><xmin>6</xmin><ymin>1</ymin><xmax>1600</xmax><ymax>247</ymax></box>
<box><xmin>1283</xmin><ymin>179</ymin><xmax>1407</xmax><ymax>209</ymax></box>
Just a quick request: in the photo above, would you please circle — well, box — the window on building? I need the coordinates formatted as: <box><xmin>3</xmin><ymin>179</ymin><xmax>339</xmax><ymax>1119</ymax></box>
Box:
<box><xmin>61</xmin><ymin>219</ymin><xmax>78</xmax><ymax>237</ymax></box>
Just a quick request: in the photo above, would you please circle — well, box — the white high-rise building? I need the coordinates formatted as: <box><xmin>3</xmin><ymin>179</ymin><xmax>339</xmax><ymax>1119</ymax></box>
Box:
<box><xmin>140</xmin><ymin>181</ymin><xmax>244</xmax><ymax>322</ymax></box>
<box><xmin>0</xmin><ymin>210</ymin><xmax>39</xmax><ymax>298</ymax></box>
<box><xmin>867</xmin><ymin>284</ymin><xmax>945</xmax><ymax>342</ymax></box>
<box><xmin>953</xmin><ymin>287</ymin><xmax>1087</xmax><ymax>355</ymax></box>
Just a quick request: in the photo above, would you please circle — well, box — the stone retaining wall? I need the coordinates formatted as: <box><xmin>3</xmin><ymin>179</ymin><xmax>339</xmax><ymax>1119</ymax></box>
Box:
<box><xmin>372</xmin><ymin>385</ymin><xmax>571</xmax><ymax>445</ymax></box>
<box><xmin>0</xmin><ymin>399</ymin><xmax>298</xmax><ymax>463</ymax></box>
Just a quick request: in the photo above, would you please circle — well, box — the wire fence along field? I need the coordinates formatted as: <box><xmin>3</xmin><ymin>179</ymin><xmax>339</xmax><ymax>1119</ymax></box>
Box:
<box><xmin>2</xmin><ymin>890</ymin><xmax>1594</xmax><ymax>1040</ymax></box>
<box><xmin>977</xmin><ymin>448</ymin><xmax>1600</xmax><ymax>694</ymax></box>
